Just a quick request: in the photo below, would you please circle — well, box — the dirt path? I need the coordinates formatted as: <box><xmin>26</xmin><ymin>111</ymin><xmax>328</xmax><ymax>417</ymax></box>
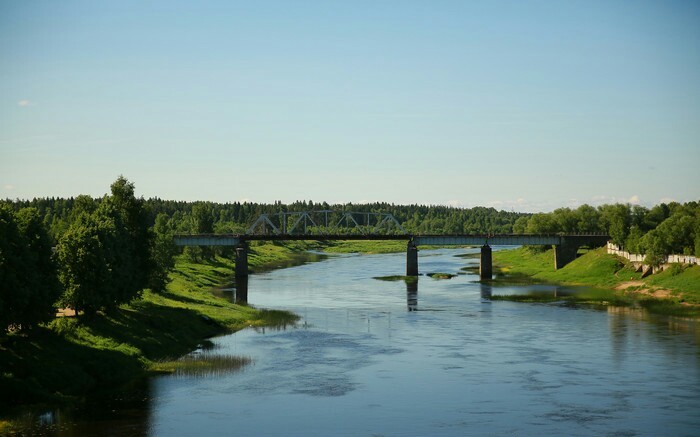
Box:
<box><xmin>615</xmin><ymin>281</ymin><xmax>672</xmax><ymax>299</ymax></box>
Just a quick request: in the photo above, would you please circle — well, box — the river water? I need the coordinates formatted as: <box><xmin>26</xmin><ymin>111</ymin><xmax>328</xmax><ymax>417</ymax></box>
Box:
<box><xmin>13</xmin><ymin>248</ymin><xmax>700</xmax><ymax>436</ymax></box>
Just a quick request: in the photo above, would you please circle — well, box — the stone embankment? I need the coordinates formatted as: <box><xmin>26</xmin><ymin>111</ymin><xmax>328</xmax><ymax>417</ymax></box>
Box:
<box><xmin>606</xmin><ymin>242</ymin><xmax>699</xmax><ymax>277</ymax></box>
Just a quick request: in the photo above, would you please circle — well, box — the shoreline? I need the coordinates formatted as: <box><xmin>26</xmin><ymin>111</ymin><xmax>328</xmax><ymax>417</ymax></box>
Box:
<box><xmin>489</xmin><ymin>247</ymin><xmax>700</xmax><ymax>316</ymax></box>
<box><xmin>0</xmin><ymin>241</ymin><xmax>311</xmax><ymax>417</ymax></box>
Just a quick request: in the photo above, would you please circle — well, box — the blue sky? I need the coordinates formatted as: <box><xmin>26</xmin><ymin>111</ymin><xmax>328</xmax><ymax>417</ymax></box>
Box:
<box><xmin>1</xmin><ymin>0</ymin><xmax>699</xmax><ymax>212</ymax></box>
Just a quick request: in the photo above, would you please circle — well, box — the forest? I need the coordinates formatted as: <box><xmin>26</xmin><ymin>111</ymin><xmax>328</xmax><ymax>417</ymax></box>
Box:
<box><xmin>2</xmin><ymin>176</ymin><xmax>698</xmax><ymax>332</ymax></box>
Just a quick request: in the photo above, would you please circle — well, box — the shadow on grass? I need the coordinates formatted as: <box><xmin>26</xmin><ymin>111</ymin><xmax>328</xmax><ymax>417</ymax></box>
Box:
<box><xmin>156</xmin><ymin>290</ymin><xmax>207</xmax><ymax>306</ymax></box>
<box><xmin>0</xmin><ymin>301</ymin><xmax>226</xmax><ymax>411</ymax></box>
<box><xmin>0</xmin><ymin>327</ymin><xmax>144</xmax><ymax>409</ymax></box>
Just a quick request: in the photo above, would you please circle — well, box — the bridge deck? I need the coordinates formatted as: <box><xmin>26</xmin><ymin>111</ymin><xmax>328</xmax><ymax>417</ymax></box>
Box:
<box><xmin>173</xmin><ymin>234</ymin><xmax>609</xmax><ymax>247</ymax></box>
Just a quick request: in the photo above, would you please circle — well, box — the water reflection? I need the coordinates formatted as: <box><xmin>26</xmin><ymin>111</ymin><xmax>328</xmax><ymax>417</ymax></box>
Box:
<box><xmin>479</xmin><ymin>283</ymin><xmax>492</xmax><ymax>300</ymax></box>
<box><xmin>4</xmin><ymin>380</ymin><xmax>154</xmax><ymax>436</ymax></box>
<box><xmin>406</xmin><ymin>280</ymin><xmax>418</xmax><ymax>311</ymax></box>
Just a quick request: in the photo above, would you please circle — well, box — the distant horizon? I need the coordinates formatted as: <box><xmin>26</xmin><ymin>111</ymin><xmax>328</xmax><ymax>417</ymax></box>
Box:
<box><xmin>5</xmin><ymin>182</ymin><xmax>696</xmax><ymax>215</ymax></box>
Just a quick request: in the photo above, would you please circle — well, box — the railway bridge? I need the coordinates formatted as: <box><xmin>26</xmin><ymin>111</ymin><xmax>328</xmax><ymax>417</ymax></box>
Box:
<box><xmin>174</xmin><ymin>211</ymin><xmax>610</xmax><ymax>279</ymax></box>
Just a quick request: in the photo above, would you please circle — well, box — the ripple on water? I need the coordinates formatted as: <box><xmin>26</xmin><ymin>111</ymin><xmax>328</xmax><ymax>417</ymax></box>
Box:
<box><xmin>238</xmin><ymin>329</ymin><xmax>404</xmax><ymax>397</ymax></box>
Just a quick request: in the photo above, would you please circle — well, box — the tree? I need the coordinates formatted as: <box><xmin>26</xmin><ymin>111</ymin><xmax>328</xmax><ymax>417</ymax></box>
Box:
<box><xmin>0</xmin><ymin>205</ymin><xmax>61</xmax><ymax>331</ymax></box>
<box><xmin>56</xmin><ymin>209</ymin><xmax>120</xmax><ymax>315</ymax></box>
<box><xmin>640</xmin><ymin>230</ymin><xmax>666</xmax><ymax>267</ymax></box>
<box><xmin>574</xmin><ymin>204</ymin><xmax>601</xmax><ymax>233</ymax></box>
<box><xmin>526</xmin><ymin>213</ymin><xmax>558</xmax><ymax>234</ymax></box>
<box><xmin>15</xmin><ymin>208</ymin><xmax>61</xmax><ymax>326</ymax></box>
<box><xmin>149</xmin><ymin>213</ymin><xmax>177</xmax><ymax>292</ymax></box>
<box><xmin>107</xmin><ymin>176</ymin><xmax>153</xmax><ymax>292</ymax></box>
<box><xmin>512</xmin><ymin>216</ymin><xmax>529</xmax><ymax>234</ymax></box>
<box><xmin>56</xmin><ymin>177</ymin><xmax>154</xmax><ymax>314</ymax></box>
<box><xmin>187</xmin><ymin>203</ymin><xmax>214</xmax><ymax>261</ymax></box>
<box><xmin>599</xmin><ymin>204</ymin><xmax>630</xmax><ymax>247</ymax></box>
<box><xmin>0</xmin><ymin>204</ymin><xmax>34</xmax><ymax>330</ymax></box>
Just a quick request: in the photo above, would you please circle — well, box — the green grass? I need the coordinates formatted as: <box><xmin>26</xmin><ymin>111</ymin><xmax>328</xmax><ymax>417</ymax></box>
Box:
<box><xmin>247</xmin><ymin>240</ymin><xmax>325</xmax><ymax>272</ymax></box>
<box><xmin>491</xmin><ymin>247</ymin><xmax>700</xmax><ymax>315</ymax></box>
<box><xmin>152</xmin><ymin>354</ymin><xmax>253</xmax><ymax>377</ymax></box>
<box><xmin>426</xmin><ymin>273</ymin><xmax>457</xmax><ymax>279</ymax></box>
<box><xmin>493</xmin><ymin>247</ymin><xmax>641</xmax><ymax>287</ymax></box>
<box><xmin>644</xmin><ymin>264</ymin><xmax>700</xmax><ymax>304</ymax></box>
<box><xmin>0</xmin><ymin>243</ymin><xmax>303</xmax><ymax>412</ymax></box>
<box><xmin>322</xmin><ymin>240</ymin><xmax>407</xmax><ymax>254</ymax></box>
<box><xmin>490</xmin><ymin>287</ymin><xmax>631</xmax><ymax>306</ymax></box>
<box><xmin>373</xmin><ymin>275</ymin><xmax>418</xmax><ymax>283</ymax></box>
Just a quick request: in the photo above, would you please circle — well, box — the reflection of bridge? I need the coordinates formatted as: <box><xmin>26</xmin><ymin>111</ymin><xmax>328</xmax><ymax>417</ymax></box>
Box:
<box><xmin>174</xmin><ymin>230</ymin><xmax>609</xmax><ymax>280</ymax></box>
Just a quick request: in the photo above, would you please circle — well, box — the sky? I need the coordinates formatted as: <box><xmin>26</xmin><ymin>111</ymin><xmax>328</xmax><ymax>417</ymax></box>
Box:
<box><xmin>1</xmin><ymin>0</ymin><xmax>699</xmax><ymax>212</ymax></box>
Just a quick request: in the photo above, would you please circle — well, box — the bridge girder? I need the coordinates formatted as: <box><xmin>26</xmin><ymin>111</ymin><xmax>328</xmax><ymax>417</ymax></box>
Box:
<box><xmin>173</xmin><ymin>233</ymin><xmax>609</xmax><ymax>248</ymax></box>
<box><xmin>245</xmin><ymin>210</ymin><xmax>407</xmax><ymax>235</ymax></box>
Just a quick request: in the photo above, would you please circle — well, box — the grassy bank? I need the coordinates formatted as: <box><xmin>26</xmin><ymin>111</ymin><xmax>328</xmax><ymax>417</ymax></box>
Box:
<box><xmin>320</xmin><ymin>240</ymin><xmax>471</xmax><ymax>254</ymax></box>
<box><xmin>321</xmin><ymin>240</ymin><xmax>407</xmax><ymax>254</ymax></box>
<box><xmin>0</xmin><ymin>242</ymin><xmax>305</xmax><ymax>413</ymax></box>
<box><xmin>491</xmin><ymin>247</ymin><xmax>700</xmax><ymax>314</ymax></box>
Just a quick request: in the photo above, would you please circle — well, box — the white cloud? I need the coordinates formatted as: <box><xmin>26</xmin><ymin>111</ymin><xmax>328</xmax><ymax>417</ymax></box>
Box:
<box><xmin>17</xmin><ymin>99</ymin><xmax>32</xmax><ymax>107</ymax></box>
<box><xmin>3</xmin><ymin>184</ymin><xmax>15</xmax><ymax>191</ymax></box>
<box><xmin>627</xmin><ymin>195</ymin><xmax>641</xmax><ymax>205</ymax></box>
<box><xmin>485</xmin><ymin>198</ymin><xmax>551</xmax><ymax>212</ymax></box>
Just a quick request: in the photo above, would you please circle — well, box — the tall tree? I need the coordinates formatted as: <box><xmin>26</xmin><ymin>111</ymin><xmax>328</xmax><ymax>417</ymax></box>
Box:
<box><xmin>0</xmin><ymin>205</ymin><xmax>61</xmax><ymax>331</ymax></box>
<box><xmin>56</xmin><ymin>177</ymin><xmax>153</xmax><ymax>315</ymax></box>
<box><xmin>56</xmin><ymin>208</ymin><xmax>119</xmax><ymax>314</ymax></box>
<box><xmin>149</xmin><ymin>213</ymin><xmax>177</xmax><ymax>292</ymax></box>
<box><xmin>599</xmin><ymin>204</ymin><xmax>630</xmax><ymax>247</ymax></box>
<box><xmin>107</xmin><ymin>176</ymin><xmax>153</xmax><ymax>292</ymax></box>
<box><xmin>15</xmin><ymin>208</ymin><xmax>61</xmax><ymax>326</ymax></box>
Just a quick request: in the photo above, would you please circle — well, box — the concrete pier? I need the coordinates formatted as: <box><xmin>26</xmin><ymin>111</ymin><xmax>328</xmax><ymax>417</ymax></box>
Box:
<box><xmin>234</xmin><ymin>276</ymin><xmax>248</xmax><ymax>304</ymax></box>
<box><xmin>480</xmin><ymin>244</ymin><xmax>493</xmax><ymax>280</ymax></box>
<box><xmin>406</xmin><ymin>241</ymin><xmax>418</xmax><ymax>276</ymax></box>
<box><xmin>554</xmin><ymin>240</ymin><xmax>579</xmax><ymax>269</ymax></box>
<box><xmin>235</xmin><ymin>243</ymin><xmax>249</xmax><ymax>278</ymax></box>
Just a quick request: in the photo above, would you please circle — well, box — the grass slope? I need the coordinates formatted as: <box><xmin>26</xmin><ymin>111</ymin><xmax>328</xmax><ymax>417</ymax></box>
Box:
<box><xmin>492</xmin><ymin>247</ymin><xmax>700</xmax><ymax>312</ymax></box>
<box><xmin>321</xmin><ymin>240</ymin><xmax>407</xmax><ymax>254</ymax></box>
<box><xmin>0</xmin><ymin>242</ymin><xmax>303</xmax><ymax>412</ymax></box>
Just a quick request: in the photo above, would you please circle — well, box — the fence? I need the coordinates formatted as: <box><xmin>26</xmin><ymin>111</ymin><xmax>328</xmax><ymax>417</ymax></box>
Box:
<box><xmin>606</xmin><ymin>242</ymin><xmax>699</xmax><ymax>268</ymax></box>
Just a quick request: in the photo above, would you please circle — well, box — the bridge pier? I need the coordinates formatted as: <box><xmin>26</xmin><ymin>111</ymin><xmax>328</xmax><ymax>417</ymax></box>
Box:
<box><xmin>554</xmin><ymin>240</ymin><xmax>579</xmax><ymax>270</ymax></box>
<box><xmin>406</xmin><ymin>241</ymin><xmax>418</xmax><ymax>276</ymax></box>
<box><xmin>480</xmin><ymin>244</ymin><xmax>493</xmax><ymax>280</ymax></box>
<box><xmin>234</xmin><ymin>277</ymin><xmax>248</xmax><ymax>304</ymax></box>
<box><xmin>235</xmin><ymin>243</ymin><xmax>249</xmax><ymax>278</ymax></box>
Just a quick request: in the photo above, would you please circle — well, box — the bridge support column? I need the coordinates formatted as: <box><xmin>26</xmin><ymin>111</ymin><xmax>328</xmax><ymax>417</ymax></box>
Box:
<box><xmin>235</xmin><ymin>243</ymin><xmax>249</xmax><ymax>278</ymax></box>
<box><xmin>554</xmin><ymin>241</ymin><xmax>578</xmax><ymax>270</ymax></box>
<box><xmin>480</xmin><ymin>244</ymin><xmax>492</xmax><ymax>280</ymax></box>
<box><xmin>234</xmin><ymin>277</ymin><xmax>248</xmax><ymax>304</ymax></box>
<box><xmin>406</xmin><ymin>241</ymin><xmax>418</xmax><ymax>276</ymax></box>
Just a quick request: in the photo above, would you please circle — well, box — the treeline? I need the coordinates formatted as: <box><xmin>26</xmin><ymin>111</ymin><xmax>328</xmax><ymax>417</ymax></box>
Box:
<box><xmin>4</xmin><ymin>177</ymin><xmax>698</xmax><ymax>331</ymax></box>
<box><xmin>1</xmin><ymin>177</ymin><xmax>176</xmax><ymax>332</ymax></box>
<box><xmin>13</xmin><ymin>198</ymin><xmax>529</xmax><ymax>238</ymax></box>
<box><xmin>1</xmin><ymin>193</ymin><xmax>528</xmax><ymax>331</ymax></box>
<box><xmin>515</xmin><ymin>202</ymin><xmax>700</xmax><ymax>263</ymax></box>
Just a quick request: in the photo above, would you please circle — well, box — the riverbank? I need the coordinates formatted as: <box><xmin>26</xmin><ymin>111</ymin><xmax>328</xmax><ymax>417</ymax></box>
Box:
<box><xmin>491</xmin><ymin>247</ymin><xmax>700</xmax><ymax>315</ymax></box>
<box><xmin>0</xmin><ymin>242</ymin><xmax>306</xmax><ymax>416</ymax></box>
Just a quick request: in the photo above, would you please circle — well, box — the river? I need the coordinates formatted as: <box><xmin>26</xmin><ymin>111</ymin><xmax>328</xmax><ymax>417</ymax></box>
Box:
<box><xmin>12</xmin><ymin>248</ymin><xmax>700</xmax><ymax>436</ymax></box>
